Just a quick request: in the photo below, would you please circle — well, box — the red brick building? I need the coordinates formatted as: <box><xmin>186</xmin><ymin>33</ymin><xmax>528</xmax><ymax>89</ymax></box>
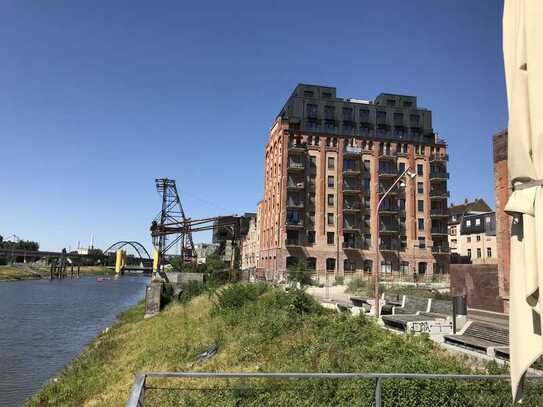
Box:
<box><xmin>258</xmin><ymin>84</ymin><xmax>449</xmax><ymax>281</ymax></box>
<box><xmin>493</xmin><ymin>129</ymin><xmax>510</xmax><ymax>311</ymax></box>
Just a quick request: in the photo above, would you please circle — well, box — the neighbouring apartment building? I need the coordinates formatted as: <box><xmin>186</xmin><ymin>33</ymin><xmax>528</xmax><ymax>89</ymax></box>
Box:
<box><xmin>258</xmin><ymin>84</ymin><xmax>450</xmax><ymax>280</ymax></box>
<box><xmin>448</xmin><ymin>199</ymin><xmax>495</xmax><ymax>263</ymax></box>
<box><xmin>193</xmin><ymin>243</ymin><xmax>219</xmax><ymax>264</ymax></box>
<box><xmin>241</xmin><ymin>212</ymin><xmax>260</xmax><ymax>271</ymax></box>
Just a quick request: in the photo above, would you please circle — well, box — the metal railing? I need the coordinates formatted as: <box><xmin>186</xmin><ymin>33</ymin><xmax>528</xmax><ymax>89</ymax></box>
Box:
<box><xmin>127</xmin><ymin>371</ymin><xmax>543</xmax><ymax>407</ymax></box>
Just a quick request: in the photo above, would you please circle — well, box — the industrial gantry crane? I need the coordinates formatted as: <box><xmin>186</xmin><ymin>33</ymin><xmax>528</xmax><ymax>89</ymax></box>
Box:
<box><xmin>150</xmin><ymin>178</ymin><xmax>242</xmax><ymax>277</ymax></box>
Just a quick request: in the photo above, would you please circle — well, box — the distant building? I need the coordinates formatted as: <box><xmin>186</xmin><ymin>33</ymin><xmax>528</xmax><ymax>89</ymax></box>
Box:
<box><xmin>193</xmin><ymin>243</ymin><xmax>218</xmax><ymax>264</ymax></box>
<box><xmin>448</xmin><ymin>199</ymin><xmax>497</xmax><ymax>264</ymax></box>
<box><xmin>259</xmin><ymin>84</ymin><xmax>449</xmax><ymax>280</ymax></box>
<box><xmin>241</xmin><ymin>212</ymin><xmax>259</xmax><ymax>270</ymax></box>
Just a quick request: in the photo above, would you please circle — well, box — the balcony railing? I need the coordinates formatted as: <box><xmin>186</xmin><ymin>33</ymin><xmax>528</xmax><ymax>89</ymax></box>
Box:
<box><xmin>287</xmin><ymin>181</ymin><xmax>305</xmax><ymax>189</ymax></box>
<box><xmin>287</xmin><ymin>200</ymin><xmax>304</xmax><ymax>208</ymax></box>
<box><xmin>429</xmin><ymin>172</ymin><xmax>449</xmax><ymax>180</ymax></box>
<box><xmin>286</xmin><ymin>238</ymin><xmax>303</xmax><ymax>246</ymax></box>
<box><xmin>378</xmin><ymin>168</ymin><xmax>398</xmax><ymax>177</ymax></box>
<box><xmin>342</xmin><ymin>241</ymin><xmax>361</xmax><ymax>249</ymax></box>
<box><xmin>380</xmin><ymin>243</ymin><xmax>399</xmax><ymax>252</ymax></box>
<box><xmin>430</xmin><ymin>208</ymin><xmax>448</xmax><ymax>217</ymax></box>
<box><xmin>430</xmin><ymin>153</ymin><xmax>449</xmax><ymax>162</ymax></box>
<box><xmin>378</xmin><ymin>150</ymin><xmax>397</xmax><ymax>159</ymax></box>
<box><xmin>343</xmin><ymin>183</ymin><xmax>361</xmax><ymax>193</ymax></box>
<box><xmin>431</xmin><ymin>226</ymin><xmax>448</xmax><ymax>235</ymax></box>
<box><xmin>379</xmin><ymin>185</ymin><xmax>399</xmax><ymax>195</ymax></box>
<box><xmin>380</xmin><ymin>223</ymin><xmax>399</xmax><ymax>233</ymax></box>
<box><xmin>344</xmin><ymin>145</ymin><xmax>362</xmax><ymax>155</ymax></box>
<box><xmin>286</xmin><ymin>218</ymin><xmax>304</xmax><ymax>227</ymax></box>
<box><xmin>432</xmin><ymin>245</ymin><xmax>450</xmax><ymax>254</ymax></box>
<box><xmin>343</xmin><ymin>166</ymin><xmax>361</xmax><ymax>173</ymax></box>
<box><xmin>379</xmin><ymin>206</ymin><xmax>399</xmax><ymax>214</ymax></box>
<box><xmin>288</xmin><ymin>162</ymin><xmax>305</xmax><ymax>171</ymax></box>
<box><xmin>288</xmin><ymin>142</ymin><xmax>307</xmax><ymax>151</ymax></box>
<box><xmin>343</xmin><ymin>222</ymin><xmax>360</xmax><ymax>231</ymax></box>
<box><xmin>343</xmin><ymin>202</ymin><xmax>362</xmax><ymax>211</ymax></box>
<box><xmin>429</xmin><ymin>189</ymin><xmax>450</xmax><ymax>199</ymax></box>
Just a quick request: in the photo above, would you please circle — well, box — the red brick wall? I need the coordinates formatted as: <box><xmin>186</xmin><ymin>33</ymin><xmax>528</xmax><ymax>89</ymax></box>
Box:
<box><xmin>450</xmin><ymin>264</ymin><xmax>503</xmax><ymax>312</ymax></box>
<box><xmin>493</xmin><ymin>130</ymin><xmax>510</xmax><ymax>311</ymax></box>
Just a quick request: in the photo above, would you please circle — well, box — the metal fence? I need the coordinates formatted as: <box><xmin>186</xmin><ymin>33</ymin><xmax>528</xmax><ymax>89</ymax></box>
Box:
<box><xmin>127</xmin><ymin>371</ymin><xmax>543</xmax><ymax>407</ymax></box>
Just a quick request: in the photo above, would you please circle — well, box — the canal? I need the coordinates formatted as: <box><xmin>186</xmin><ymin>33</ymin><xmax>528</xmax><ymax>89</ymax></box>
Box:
<box><xmin>0</xmin><ymin>276</ymin><xmax>149</xmax><ymax>406</ymax></box>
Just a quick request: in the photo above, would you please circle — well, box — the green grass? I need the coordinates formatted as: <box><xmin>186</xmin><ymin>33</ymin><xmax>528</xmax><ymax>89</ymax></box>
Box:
<box><xmin>0</xmin><ymin>265</ymin><xmax>112</xmax><ymax>281</ymax></box>
<box><xmin>28</xmin><ymin>284</ymin><xmax>542</xmax><ymax>406</ymax></box>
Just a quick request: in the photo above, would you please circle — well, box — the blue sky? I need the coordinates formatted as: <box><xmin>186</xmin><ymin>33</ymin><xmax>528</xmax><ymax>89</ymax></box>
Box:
<box><xmin>0</xmin><ymin>0</ymin><xmax>507</xmax><ymax>252</ymax></box>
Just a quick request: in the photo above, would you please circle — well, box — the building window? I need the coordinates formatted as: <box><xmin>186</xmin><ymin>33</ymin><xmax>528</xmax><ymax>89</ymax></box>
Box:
<box><xmin>417</xmin><ymin>200</ymin><xmax>424</xmax><ymax>212</ymax></box>
<box><xmin>418</xmin><ymin>218</ymin><xmax>424</xmax><ymax>230</ymax></box>
<box><xmin>328</xmin><ymin>194</ymin><xmax>334</xmax><ymax>206</ymax></box>
<box><xmin>344</xmin><ymin>259</ymin><xmax>356</xmax><ymax>273</ymax></box>
<box><xmin>399</xmin><ymin>199</ymin><xmax>405</xmax><ymax>210</ymax></box>
<box><xmin>467</xmin><ymin>236</ymin><xmax>471</xmax><ymax>243</ymax></box>
<box><xmin>303</xmin><ymin>90</ymin><xmax>314</xmax><ymax>97</ymax></box>
<box><xmin>475</xmin><ymin>218</ymin><xmax>481</xmax><ymax>226</ymax></box>
<box><xmin>307</xmin><ymin>230</ymin><xmax>315</xmax><ymax>244</ymax></box>
<box><xmin>417</xmin><ymin>182</ymin><xmax>424</xmax><ymax>194</ymax></box>
<box><xmin>342</xmin><ymin>107</ymin><xmax>353</xmax><ymax>121</ymax></box>
<box><xmin>466</xmin><ymin>220</ymin><xmax>471</xmax><ymax>227</ymax></box>
<box><xmin>306</xmin><ymin>104</ymin><xmax>318</xmax><ymax>117</ymax></box>
<box><xmin>322</xmin><ymin>91</ymin><xmax>332</xmax><ymax>98</ymax></box>
<box><xmin>486</xmin><ymin>216</ymin><xmax>491</xmax><ymax>224</ymax></box>
<box><xmin>327</xmin><ymin>213</ymin><xmax>334</xmax><ymax>225</ymax></box>
<box><xmin>398</xmin><ymin>162</ymin><xmax>405</xmax><ymax>173</ymax></box>
<box><xmin>403</xmin><ymin>101</ymin><xmax>412</xmax><ymax>108</ymax></box>
<box><xmin>487</xmin><ymin>247</ymin><xmax>492</xmax><ymax>257</ymax></box>
<box><xmin>417</xmin><ymin>164</ymin><xmax>423</xmax><ymax>176</ymax></box>
<box><xmin>326</xmin><ymin>258</ymin><xmax>336</xmax><ymax>272</ymax></box>
<box><xmin>328</xmin><ymin>176</ymin><xmax>335</xmax><ymax>188</ymax></box>
<box><xmin>328</xmin><ymin>157</ymin><xmax>335</xmax><ymax>169</ymax></box>
<box><xmin>327</xmin><ymin>232</ymin><xmax>334</xmax><ymax>245</ymax></box>
<box><xmin>400</xmin><ymin>261</ymin><xmax>409</xmax><ymax>274</ymax></box>
<box><xmin>360</xmin><ymin>109</ymin><xmax>370</xmax><ymax>121</ymax></box>
<box><xmin>364</xmin><ymin>234</ymin><xmax>371</xmax><ymax>248</ymax></box>
<box><xmin>477</xmin><ymin>248</ymin><xmax>481</xmax><ymax>258</ymax></box>
<box><xmin>376</xmin><ymin>111</ymin><xmax>386</xmax><ymax>122</ymax></box>
<box><xmin>476</xmin><ymin>235</ymin><xmax>481</xmax><ymax>241</ymax></box>
<box><xmin>381</xmin><ymin>262</ymin><xmax>392</xmax><ymax>273</ymax></box>
<box><xmin>418</xmin><ymin>237</ymin><xmax>426</xmax><ymax>249</ymax></box>
<box><xmin>324</xmin><ymin>106</ymin><xmax>335</xmax><ymax>120</ymax></box>
<box><xmin>467</xmin><ymin>248</ymin><xmax>472</xmax><ymax>258</ymax></box>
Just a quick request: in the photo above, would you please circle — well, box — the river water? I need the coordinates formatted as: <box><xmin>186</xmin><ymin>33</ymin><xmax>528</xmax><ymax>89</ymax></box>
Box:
<box><xmin>0</xmin><ymin>276</ymin><xmax>149</xmax><ymax>406</ymax></box>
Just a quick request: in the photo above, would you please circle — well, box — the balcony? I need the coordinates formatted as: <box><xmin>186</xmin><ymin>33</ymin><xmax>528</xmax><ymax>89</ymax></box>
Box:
<box><xmin>430</xmin><ymin>208</ymin><xmax>448</xmax><ymax>218</ymax></box>
<box><xmin>343</xmin><ymin>240</ymin><xmax>361</xmax><ymax>250</ymax></box>
<box><xmin>287</xmin><ymin>200</ymin><xmax>304</xmax><ymax>209</ymax></box>
<box><xmin>343</xmin><ymin>166</ymin><xmax>361</xmax><ymax>175</ymax></box>
<box><xmin>344</xmin><ymin>145</ymin><xmax>362</xmax><ymax>156</ymax></box>
<box><xmin>380</xmin><ymin>222</ymin><xmax>399</xmax><ymax>234</ymax></box>
<box><xmin>343</xmin><ymin>183</ymin><xmax>361</xmax><ymax>194</ymax></box>
<box><xmin>286</xmin><ymin>218</ymin><xmax>304</xmax><ymax>228</ymax></box>
<box><xmin>429</xmin><ymin>189</ymin><xmax>450</xmax><ymax>200</ymax></box>
<box><xmin>288</xmin><ymin>142</ymin><xmax>307</xmax><ymax>153</ymax></box>
<box><xmin>343</xmin><ymin>202</ymin><xmax>362</xmax><ymax>212</ymax></box>
<box><xmin>286</xmin><ymin>238</ymin><xmax>303</xmax><ymax>247</ymax></box>
<box><xmin>379</xmin><ymin>206</ymin><xmax>399</xmax><ymax>215</ymax></box>
<box><xmin>430</xmin><ymin>153</ymin><xmax>449</xmax><ymax>162</ymax></box>
<box><xmin>431</xmin><ymin>226</ymin><xmax>448</xmax><ymax>236</ymax></box>
<box><xmin>379</xmin><ymin>185</ymin><xmax>399</xmax><ymax>195</ymax></box>
<box><xmin>432</xmin><ymin>245</ymin><xmax>450</xmax><ymax>254</ymax></box>
<box><xmin>288</xmin><ymin>161</ymin><xmax>305</xmax><ymax>172</ymax></box>
<box><xmin>378</xmin><ymin>150</ymin><xmax>397</xmax><ymax>160</ymax></box>
<box><xmin>429</xmin><ymin>172</ymin><xmax>449</xmax><ymax>181</ymax></box>
<box><xmin>378</xmin><ymin>168</ymin><xmax>398</xmax><ymax>178</ymax></box>
<box><xmin>287</xmin><ymin>181</ymin><xmax>305</xmax><ymax>190</ymax></box>
<box><xmin>380</xmin><ymin>243</ymin><xmax>399</xmax><ymax>252</ymax></box>
<box><xmin>343</xmin><ymin>222</ymin><xmax>360</xmax><ymax>232</ymax></box>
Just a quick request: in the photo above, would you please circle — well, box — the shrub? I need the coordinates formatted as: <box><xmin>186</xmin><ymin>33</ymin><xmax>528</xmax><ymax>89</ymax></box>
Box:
<box><xmin>178</xmin><ymin>280</ymin><xmax>207</xmax><ymax>304</ymax></box>
<box><xmin>287</xmin><ymin>260</ymin><xmax>313</xmax><ymax>289</ymax></box>
<box><xmin>212</xmin><ymin>283</ymin><xmax>269</xmax><ymax>313</ymax></box>
<box><xmin>334</xmin><ymin>276</ymin><xmax>344</xmax><ymax>286</ymax></box>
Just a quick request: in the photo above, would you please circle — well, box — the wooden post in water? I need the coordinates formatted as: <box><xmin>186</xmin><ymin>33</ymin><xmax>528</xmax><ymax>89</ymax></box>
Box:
<box><xmin>77</xmin><ymin>265</ymin><xmax>80</xmax><ymax>278</ymax></box>
<box><xmin>50</xmin><ymin>263</ymin><xmax>54</xmax><ymax>280</ymax></box>
<box><xmin>70</xmin><ymin>264</ymin><xmax>74</xmax><ymax>278</ymax></box>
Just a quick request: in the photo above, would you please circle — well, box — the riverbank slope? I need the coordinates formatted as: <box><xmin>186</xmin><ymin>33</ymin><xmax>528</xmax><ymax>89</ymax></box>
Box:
<box><xmin>28</xmin><ymin>284</ymin><xmax>539</xmax><ymax>406</ymax></box>
<box><xmin>0</xmin><ymin>265</ymin><xmax>112</xmax><ymax>281</ymax></box>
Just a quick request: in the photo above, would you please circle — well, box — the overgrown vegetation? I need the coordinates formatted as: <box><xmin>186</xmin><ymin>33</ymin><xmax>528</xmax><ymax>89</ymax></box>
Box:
<box><xmin>346</xmin><ymin>277</ymin><xmax>451</xmax><ymax>300</ymax></box>
<box><xmin>29</xmin><ymin>284</ymin><xmax>542</xmax><ymax>406</ymax></box>
<box><xmin>0</xmin><ymin>265</ymin><xmax>111</xmax><ymax>281</ymax></box>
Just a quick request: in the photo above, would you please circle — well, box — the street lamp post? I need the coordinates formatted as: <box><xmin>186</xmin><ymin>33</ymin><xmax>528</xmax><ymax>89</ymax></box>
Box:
<box><xmin>374</xmin><ymin>167</ymin><xmax>416</xmax><ymax>316</ymax></box>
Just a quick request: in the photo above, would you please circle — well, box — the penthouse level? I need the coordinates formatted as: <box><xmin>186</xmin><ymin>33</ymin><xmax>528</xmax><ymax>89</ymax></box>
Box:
<box><xmin>278</xmin><ymin>84</ymin><xmax>445</xmax><ymax>146</ymax></box>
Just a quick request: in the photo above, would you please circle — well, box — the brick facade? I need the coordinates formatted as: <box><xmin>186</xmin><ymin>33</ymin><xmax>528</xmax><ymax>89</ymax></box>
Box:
<box><xmin>258</xmin><ymin>85</ymin><xmax>449</xmax><ymax>281</ymax></box>
<box><xmin>493</xmin><ymin>129</ymin><xmax>510</xmax><ymax>310</ymax></box>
